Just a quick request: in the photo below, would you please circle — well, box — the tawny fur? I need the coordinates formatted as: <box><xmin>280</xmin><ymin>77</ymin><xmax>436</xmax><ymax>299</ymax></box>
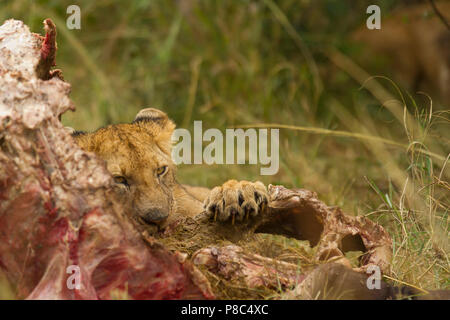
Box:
<box><xmin>352</xmin><ymin>2</ymin><xmax>450</xmax><ymax>104</ymax></box>
<box><xmin>72</xmin><ymin>108</ymin><xmax>268</xmax><ymax>227</ymax></box>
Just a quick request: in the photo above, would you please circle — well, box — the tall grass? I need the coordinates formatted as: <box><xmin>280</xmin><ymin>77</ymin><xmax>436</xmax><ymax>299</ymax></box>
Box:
<box><xmin>0</xmin><ymin>0</ymin><xmax>448</xmax><ymax>297</ymax></box>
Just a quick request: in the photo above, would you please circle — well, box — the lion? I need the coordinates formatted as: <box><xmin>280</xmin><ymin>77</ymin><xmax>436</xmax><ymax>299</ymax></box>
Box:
<box><xmin>68</xmin><ymin>109</ymin><xmax>450</xmax><ymax>300</ymax></box>
<box><xmin>71</xmin><ymin>108</ymin><xmax>268</xmax><ymax>228</ymax></box>
<box><xmin>351</xmin><ymin>1</ymin><xmax>450</xmax><ymax>104</ymax></box>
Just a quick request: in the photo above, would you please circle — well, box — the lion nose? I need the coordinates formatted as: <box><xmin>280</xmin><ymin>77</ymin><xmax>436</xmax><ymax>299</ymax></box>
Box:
<box><xmin>142</xmin><ymin>208</ymin><xmax>169</xmax><ymax>224</ymax></box>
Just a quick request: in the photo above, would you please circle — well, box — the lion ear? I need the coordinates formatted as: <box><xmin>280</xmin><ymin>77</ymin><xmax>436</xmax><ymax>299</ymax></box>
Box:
<box><xmin>133</xmin><ymin>108</ymin><xmax>175</xmax><ymax>132</ymax></box>
<box><xmin>133</xmin><ymin>108</ymin><xmax>176</xmax><ymax>152</ymax></box>
<box><xmin>133</xmin><ymin>108</ymin><xmax>168</xmax><ymax>124</ymax></box>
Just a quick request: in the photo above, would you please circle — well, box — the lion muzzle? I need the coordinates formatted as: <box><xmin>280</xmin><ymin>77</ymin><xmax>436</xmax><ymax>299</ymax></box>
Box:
<box><xmin>141</xmin><ymin>208</ymin><xmax>169</xmax><ymax>224</ymax></box>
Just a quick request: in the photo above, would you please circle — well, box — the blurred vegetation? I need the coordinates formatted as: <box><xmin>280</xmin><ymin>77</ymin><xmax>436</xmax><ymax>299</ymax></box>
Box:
<box><xmin>0</xmin><ymin>0</ymin><xmax>448</xmax><ymax>297</ymax></box>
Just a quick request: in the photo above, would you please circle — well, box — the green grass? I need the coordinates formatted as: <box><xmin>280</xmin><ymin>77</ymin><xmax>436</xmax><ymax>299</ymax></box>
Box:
<box><xmin>0</xmin><ymin>0</ymin><xmax>448</xmax><ymax>298</ymax></box>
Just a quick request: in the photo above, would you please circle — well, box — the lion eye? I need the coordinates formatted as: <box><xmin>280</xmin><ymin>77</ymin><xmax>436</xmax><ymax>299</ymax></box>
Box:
<box><xmin>156</xmin><ymin>166</ymin><xmax>168</xmax><ymax>177</ymax></box>
<box><xmin>113</xmin><ymin>176</ymin><xmax>129</xmax><ymax>186</ymax></box>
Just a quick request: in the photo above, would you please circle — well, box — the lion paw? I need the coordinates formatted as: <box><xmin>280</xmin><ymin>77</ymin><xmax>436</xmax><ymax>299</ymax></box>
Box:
<box><xmin>203</xmin><ymin>180</ymin><xmax>268</xmax><ymax>223</ymax></box>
